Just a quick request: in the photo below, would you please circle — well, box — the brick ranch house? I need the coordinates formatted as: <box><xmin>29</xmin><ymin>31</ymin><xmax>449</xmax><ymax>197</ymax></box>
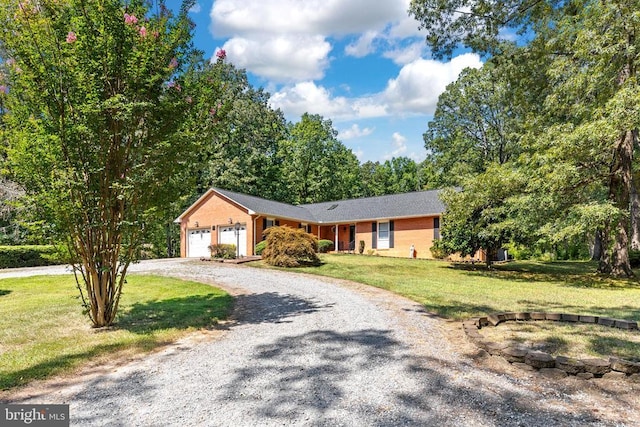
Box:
<box><xmin>175</xmin><ymin>187</ymin><xmax>487</xmax><ymax>260</ymax></box>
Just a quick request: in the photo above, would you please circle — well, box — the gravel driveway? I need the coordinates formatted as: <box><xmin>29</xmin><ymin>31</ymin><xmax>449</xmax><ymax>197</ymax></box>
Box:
<box><xmin>2</xmin><ymin>259</ymin><xmax>639</xmax><ymax>426</ymax></box>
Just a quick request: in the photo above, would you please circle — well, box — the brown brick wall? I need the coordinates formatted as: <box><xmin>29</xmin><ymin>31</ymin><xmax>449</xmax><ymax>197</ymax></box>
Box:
<box><xmin>354</xmin><ymin>217</ymin><xmax>439</xmax><ymax>259</ymax></box>
<box><xmin>179</xmin><ymin>192</ymin><xmax>253</xmax><ymax>257</ymax></box>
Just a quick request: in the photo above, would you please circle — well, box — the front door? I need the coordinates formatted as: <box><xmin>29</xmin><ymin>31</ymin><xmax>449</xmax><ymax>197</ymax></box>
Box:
<box><xmin>349</xmin><ymin>225</ymin><xmax>356</xmax><ymax>251</ymax></box>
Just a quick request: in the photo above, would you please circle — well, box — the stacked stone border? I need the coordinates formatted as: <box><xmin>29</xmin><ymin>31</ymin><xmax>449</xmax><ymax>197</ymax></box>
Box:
<box><xmin>463</xmin><ymin>312</ymin><xmax>640</xmax><ymax>381</ymax></box>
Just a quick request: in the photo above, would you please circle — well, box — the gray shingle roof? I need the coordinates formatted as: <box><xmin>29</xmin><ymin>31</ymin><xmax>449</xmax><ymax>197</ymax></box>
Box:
<box><xmin>302</xmin><ymin>190</ymin><xmax>445</xmax><ymax>223</ymax></box>
<box><xmin>213</xmin><ymin>188</ymin><xmax>317</xmax><ymax>222</ymax></box>
<box><xmin>213</xmin><ymin>187</ymin><xmax>445</xmax><ymax>223</ymax></box>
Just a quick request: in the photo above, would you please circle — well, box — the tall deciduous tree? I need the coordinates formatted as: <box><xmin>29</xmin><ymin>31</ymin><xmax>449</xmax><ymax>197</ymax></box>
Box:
<box><xmin>0</xmin><ymin>0</ymin><xmax>203</xmax><ymax>326</ymax></box>
<box><xmin>359</xmin><ymin>157</ymin><xmax>421</xmax><ymax>197</ymax></box>
<box><xmin>424</xmin><ymin>64</ymin><xmax>524</xmax><ymax>186</ymax></box>
<box><xmin>411</xmin><ymin>0</ymin><xmax>640</xmax><ymax>276</ymax></box>
<box><xmin>198</xmin><ymin>60</ymin><xmax>288</xmax><ymax>201</ymax></box>
<box><xmin>279</xmin><ymin>113</ymin><xmax>360</xmax><ymax>204</ymax></box>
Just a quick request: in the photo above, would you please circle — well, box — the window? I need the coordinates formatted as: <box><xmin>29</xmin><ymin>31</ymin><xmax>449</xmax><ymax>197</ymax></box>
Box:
<box><xmin>378</xmin><ymin>221</ymin><xmax>389</xmax><ymax>249</ymax></box>
<box><xmin>434</xmin><ymin>217</ymin><xmax>440</xmax><ymax>240</ymax></box>
<box><xmin>266</xmin><ymin>218</ymin><xmax>275</xmax><ymax>228</ymax></box>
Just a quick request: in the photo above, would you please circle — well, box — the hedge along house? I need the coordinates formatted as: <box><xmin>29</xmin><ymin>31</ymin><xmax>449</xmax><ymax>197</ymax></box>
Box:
<box><xmin>175</xmin><ymin>187</ymin><xmax>451</xmax><ymax>259</ymax></box>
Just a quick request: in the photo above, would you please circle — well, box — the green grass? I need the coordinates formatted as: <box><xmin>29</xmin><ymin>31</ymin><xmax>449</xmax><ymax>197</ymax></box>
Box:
<box><xmin>0</xmin><ymin>275</ymin><xmax>233</xmax><ymax>390</ymax></box>
<box><xmin>480</xmin><ymin>321</ymin><xmax>640</xmax><ymax>362</ymax></box>
<box><xmin>270</xmin><ymin>254</ymin><xmax>640</xmax><ymax>321</ymax></box>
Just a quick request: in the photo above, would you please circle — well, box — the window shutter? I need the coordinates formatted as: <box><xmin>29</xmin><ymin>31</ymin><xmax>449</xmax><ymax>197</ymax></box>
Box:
<box><xmin>275</xmin><ymin>220</ymin><xmax>280</xmax><ymax>226</ymax></box>
<box><xmin>372</xmin><ymin>222</ymin><xmax>377</xmax><ymax>249</ymax></box>
<box><xmin>262</xmin><ymin>218</ymin><xmax>267</xmax><ymax>241</ymax></box>
<box><xmin>434</xmin><ymin>217</ymin><xmax>440</xmax><ymax>240</ymax></box>
<box><xmin>389</xmin><ymin>220</ymin><xmax>394</xmax><ymax>248</ymax></box>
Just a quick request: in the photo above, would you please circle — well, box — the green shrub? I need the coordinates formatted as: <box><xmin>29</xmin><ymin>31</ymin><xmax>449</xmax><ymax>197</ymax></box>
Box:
<box><xmin>630</xmin><ymin>250</ymin><xmax>640</xmax><ymax>268</ymax></box>
<box><xmin>0</xmin><ymin>245</ymin><xmax>69</xmax><ymax>269</ymax></box>
<box><xmin>262</xmin><ymin>226</ymin><xmax>320</xmax><ymax>267</ymax></box>
<box><xmin>255</xmin><ymin>240</ymin><xmax>267</xmax><ymax>256</ymax></box>
<box><xmin>317</xmin><ymin>239</ymin><xmax>334</xmax><ymax>253</ymax></box>
<box><xmin>429</xmin><ymin>240</ymin><xmax>448</xmax><ymax>259</ymax></box>
<box><xmin>358</xmin><ymin>240</ymin><xmax>365</xmax><ymax>254</ymax></box>
<box><xmin>208</xmin><ymin>244</ymin><xmax>237</xmax><ymax>259</ymax></box>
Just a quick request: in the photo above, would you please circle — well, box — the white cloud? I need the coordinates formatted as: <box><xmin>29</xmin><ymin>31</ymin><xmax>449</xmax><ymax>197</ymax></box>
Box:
<box><xmin>270</xmin><ymin>81</ymin><xmax>386</xmax><ymax>120</ymax></box>
<box><xmin>383</xmin><ymin>42</ymin><xmax>425</xmax><ymax>65</ymax></box>
<box><xmin>189</xmin><ymin>3</ymin><xmax>202</xmax><ymax>14</ymax></box>
<box><xmin>210</xmin><ymin>0</ymin><xmax>411</xmax><ymax>82</ymax></box>
<box><xmin>270</xmin><ymin>82</ymin><xmax>353</xmax><ymax>118</ymax></box>
<box><xmin>222</xmin><ymin>35</ymin><xmax>331</xmax><ymax>82</ymax></box>
<box><xmin>381</xmin><ymin>132</ymin><xmax>408</xmax><ymax>160</ymax></box>
<box><xmin>391</xmin><ymin>132</ymin><xmax>407</xmax><ymax>155</ymax></box>
<box><xmin>339</xmin><ymin>124</ymin><xmax>375</xmax><ymax>140</ymax></box>
<box><xmin>210</xmin><ymin>0</ymin><xmax>405</xmax><ymax>37</ymax></box>
<box><xmin>383</xmin><ymin>53</ymin><xmax>482</xmax><ymax>115</ymax></box>
<box><xmin>270</xmin><ymin>53</ymin><xmax>482</xmax><ymax>120</ymax></box>
<box><xmin>345</xmin><ymin>31</ymin><xmax>378</xmax><ymax>58</ymax></box>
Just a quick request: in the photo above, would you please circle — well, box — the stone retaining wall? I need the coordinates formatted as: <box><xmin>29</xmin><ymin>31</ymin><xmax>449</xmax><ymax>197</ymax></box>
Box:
<box><xmin>463</xmin><ymin>312</ymin><xmax>640</xmax><ymax>381</ymax></box>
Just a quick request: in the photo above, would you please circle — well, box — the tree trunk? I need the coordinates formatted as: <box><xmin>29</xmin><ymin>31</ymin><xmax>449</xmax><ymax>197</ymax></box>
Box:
<box><xmin>631</xmin><ymin>172</ymin><xmax>640</xmax><ymax>250</ymax></box>
<box><xmin>598</xmin><ymin>130</ymin><xmax>635</xmax><ymax>277</ymax></box>
<box><xmin>591</xmin><ymin>229</ymin><xmax>603</xmax><ymax>261</ymax></box>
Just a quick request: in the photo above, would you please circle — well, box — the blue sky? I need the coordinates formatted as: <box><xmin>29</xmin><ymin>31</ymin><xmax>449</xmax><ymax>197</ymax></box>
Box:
<box><xmin>187</xmin><ymin>0</ymin><xmax>483</xmax><ymax>163</ymax></box>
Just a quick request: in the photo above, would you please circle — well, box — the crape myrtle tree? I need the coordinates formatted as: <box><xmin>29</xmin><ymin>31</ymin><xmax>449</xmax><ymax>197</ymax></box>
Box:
<box><xmin>0</xmin><ymin>0</ymin><xmax>218</xmax><ymax>326</ymax></box>
<box><xmin>410</xmin><ymin>0</ymin><xmax>640</xmax><ymax>276</ymax></box>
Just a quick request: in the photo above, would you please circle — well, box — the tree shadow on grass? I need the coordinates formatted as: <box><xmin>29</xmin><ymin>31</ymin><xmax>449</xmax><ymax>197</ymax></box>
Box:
<box><xmin>116</xmin><ymin>293</ymin><xmax>234</xmax><ymax>334</ymax></box>
<box><xmin>514</xmin><ymin>300</ymin><xmax>640</xmax><ymax>321</ymax></box>
<box><xmin>448</xmin><ymin>261</ymin><xmax>640</xmax><ymax>290</ymax></box>
<box><xmin>0</xmin><ymin>289</ymin><xmax>10</xmax><ymax>297</ymax></box>
<box><xmin>0</xmin><ymin>341</ymin><xmax>157</xmax><ymax>393</ymax></box>
<box><xmin>420</xmin><ymin>300</ymin><xmax>498</xmax><ymax>321</ymax></box>
<box><xmin>589</xmin><ymin>335</ymin><xmax>640</xmax><ymax>362</ymax></box>
<box><xmin>219</xmin><ymin>328</ymin><xmax>602</xmax><ymax>425</ymax></box>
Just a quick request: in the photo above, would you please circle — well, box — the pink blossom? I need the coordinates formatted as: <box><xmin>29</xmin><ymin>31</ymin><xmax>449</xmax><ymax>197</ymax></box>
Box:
<box><xmin>6</xmin><ymin>58</ymin><xmax>15</xmax><ymax>67</ymax></box>
<box><xmin>139</xmin><ymin>26</ymin><xmax>147</xmax><ymax>37</ymax></box>
<box><xmin>185</xmin><ymin>96</ymin><xmax>193</xmax><ymax>104</ymax></box>
<box><xmin>152</xmin><ymin>30</ymin><xmax>160</xmax><ymax>39</ymax></box>
<box><xmin>209</xmin><ymin>107</ymin><xmax>216</xmax><ymax>116</ymax></box>
<box><xmin>0</xmin><ymin>85</ymin><xmax>8</xmax><ymax>94</ymax></box>
<box><xmin>167</xmin><ymin>81</ymin><xmax>181</xmax><ymax>91</ymax></box>
<box><xmin>216</xmin><ymin>49</ymin><xmax>226</xmax><ymax>60</ymax></box>
<box><xmin>65</xmin><ymin>31</ymin><xmax>77</xmax><ymax>43</ymax></box>
<box><xmin>124</xmin><ymin>13</ymin><xmax>138</xmax><ymax>25</ymax></box>
<box><xmin>168</xmin><ymin>57</ymin><xmax>178</xmax><ymax>70</ymax></box>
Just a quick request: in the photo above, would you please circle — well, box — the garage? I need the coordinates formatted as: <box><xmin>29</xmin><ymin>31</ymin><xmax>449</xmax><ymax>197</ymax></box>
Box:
<box><xmin>187</xmin><ymin>229</ymin><xmax>211</xmax><ymax>258</ymax></box>
<box><xmin>219</xmin><ymin>225</ymin><xmax>247</xmax><ymax>256</ymax></box>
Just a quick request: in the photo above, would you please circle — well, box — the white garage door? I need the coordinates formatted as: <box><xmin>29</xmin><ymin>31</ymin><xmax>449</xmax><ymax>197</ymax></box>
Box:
<box><xmin>187</xmin><ymin>229</ymin><xmax>211</xmax><ymax>258</ymax></box>
<box><xmin>219</xmin><ymin>225</ymin><xmax>247</xmax><ymax>256</ymax></box>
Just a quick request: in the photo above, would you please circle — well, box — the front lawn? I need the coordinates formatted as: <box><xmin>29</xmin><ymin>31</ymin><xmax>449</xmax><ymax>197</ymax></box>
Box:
<box><xmin>284</xmin><ymin>255</ymin><xmax>640</xmax><ymax>321</ymax></box>
<box><xmin>275</xmin><ymin>255</ymin><xmax>640</xmax><ymax>360</ymax></box>
<box><xmin>0</xmin><ymin>275</ymin><xmax>232</xmax><ymax>390</ymax></box>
